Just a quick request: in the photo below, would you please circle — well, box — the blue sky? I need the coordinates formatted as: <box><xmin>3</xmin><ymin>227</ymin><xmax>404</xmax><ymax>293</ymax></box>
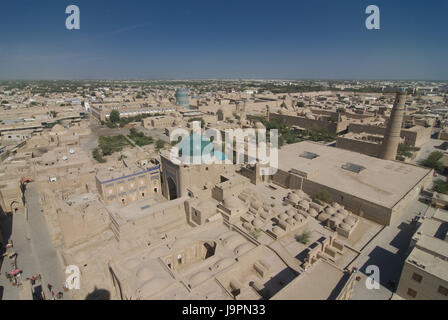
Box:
<box><xmin>0</xmin><ymin>0</ymin><xmax>446</xmax><ymax>80</ymax></box>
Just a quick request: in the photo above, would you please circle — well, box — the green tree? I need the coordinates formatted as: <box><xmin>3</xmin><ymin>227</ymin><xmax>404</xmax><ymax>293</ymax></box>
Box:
<box><xmin>315</xmin><ymin>190</ymin><xmax>332</xmax><ymax>203</ymax></box>
<box><xmin>109</xmin><ymin>110</ymin><xmax>120</xmax><ymax>123</ymax></box>
<box><xmin>421</xmin><ymin>151</ymin><xmax>445</xmax><ymax>172</ymax></box>
<box><xmin>156</xmin><ymin>139</ymin><xmax>165</xmax><ymax>150</ymax></box>
<box><xmin>295</xmin><ymin>231</ymin><xmax>311</xmax><ymax>244</ymax></box>
<box><xmin>433</xmin><ymin>179</ymin><xmax>448</xmax><ymax>194</ymax></box>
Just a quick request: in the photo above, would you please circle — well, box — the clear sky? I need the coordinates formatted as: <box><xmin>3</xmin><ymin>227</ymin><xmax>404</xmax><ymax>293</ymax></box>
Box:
<box><xmin>0</xmin><ymin>0</ymin><xmax>447</xmax><ymax>80</ymax></box>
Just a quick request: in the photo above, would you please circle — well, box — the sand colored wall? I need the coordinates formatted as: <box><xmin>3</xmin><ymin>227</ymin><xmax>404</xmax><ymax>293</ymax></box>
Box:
<box><xmin>396</xmin><ymin>261</ymin><xmax>448</xmax><ymax>300</ymax></box>
<box><xmin>336</xmin><ymin>137</ymin><xmax>381</xmax><ymax>157</ymax></box>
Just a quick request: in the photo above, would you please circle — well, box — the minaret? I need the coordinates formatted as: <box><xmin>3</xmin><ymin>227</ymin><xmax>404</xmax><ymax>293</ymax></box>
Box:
<box><xmin>266</xmin><ymin>105</ymin><xmax>270</xmax><ymax>122</ymax></box>
<box><xmin>379</xmin><ymin>88</ymin><xmax>407</xmax><ymax>160</ymax></box>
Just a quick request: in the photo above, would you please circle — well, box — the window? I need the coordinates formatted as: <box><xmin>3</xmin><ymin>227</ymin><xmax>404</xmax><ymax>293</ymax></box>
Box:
<box><xmin>438</xmin><ymin>286</ymin><xmax>448</xmax><ymax>296</ymax></box>
<box><xmin>299</xmin><ymin>151</ymin><xmax>319</xmax><ymax>159</ymax></box>
<box><xmin>407</xmin><ymin>288</ymin><xmax>417</xmax><ymax>298</ymax></box>
<box><xmin>341</xmin><ymin>162</ymin><xmax>366</xmax><ymax>173</ymax></box>
<box><xmin>412</xmin><ymin>273</ymin><xmax>422</xmax><ymax>283</ymax></box>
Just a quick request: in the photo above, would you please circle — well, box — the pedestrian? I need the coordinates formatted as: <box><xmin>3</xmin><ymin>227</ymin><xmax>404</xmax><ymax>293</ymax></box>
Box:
<box><xmin>47</xmin><ymin>284</ymin><xmax>53</xmax><ymax>292</ymax></box>
<box><xmin>57</xmin><ymin>291</ymin><xmax>63</xmax><ymax>299</ymax></box>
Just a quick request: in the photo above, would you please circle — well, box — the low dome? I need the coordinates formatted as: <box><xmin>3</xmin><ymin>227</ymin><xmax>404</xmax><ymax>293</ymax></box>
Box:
<box><xmin>234</xmin><ymin>243</ymin><xmax>253</xmax><ymax>256</ymax></box>
<box><xmin>278</xmin><ymin>213</ymin><xmax>288</xmax><ymax>220</ymax></box>
<box><xmin>286</xmin><ymin>209</ymin><xmax>296</xmax><ymax>217</ymax></box>
<box><xmin>223</xmin><ymin>197</ymin><xmax>245</xmax><ymax>210</ymax></box>
<box><xmin>137</xmin><ymin>278</ymin><xmax>171</xmax><ymax>297</ymax></box>
<box><xmin>330</xmin><ymin>215</ymin><xmax>343</xmax><ymax>224</ymax></box>
<box><xmin>308</xmin><ymin>208</ymin><xmax>318</xmax><ymax>217</ymax></box>
<box><xmin>325</xmin><ymin>207</ymin><xmax>336</xmax><ymax>215</ymax></box>
<box><xmin>255</xmin><ymin>121</ymin><xmax>265</xmax><ymax>129</ymax></box>
<box><xmin>172</xmin><ymin>238</ymin><xmax>193</xmax><ymax>250</ymax></box>
<box><xmin>331</xmin><ymin>202</ymin><xmax>342</xmax><ymax>210</ymax></box>
<box><xmin>243</xmin><ymin>222</ymin><xmax>252</xmax><ymax>230</ymax></box>
<box><xmin>189</xmin><ymin>272</ymin><xmax>210</xmax><ymax>287</ymax></box>
<box><xmin>125</xmin><ymin>258</ymin><xmax>141</xmax><ymax>270</ymax></box>
<box><xmin>252</xmin><ymin>218</ymin><xmax>264</xmax><ymax>228</ymax></box>
<box><xmin>287</xmin><ymin>193</ymin><xmax>301</xmax><ymax>203</ymax></box>
<box><xmin>293</xmin><ymin>214</ymin><xmax>302</xmax><ymax>222</ymax></box>
<box><xmin>250</xmin><ymin>201</ymin><xmax>261</xmax><ymax>210</ymax></box>
<box><xmin>298</xmin><ymin>200</ymin><xmax>310</xmax><ymax>210</ymax></box>
<box><xmin>339</xmin><ymin>222</ymin><xmax>351</xmax><ymax>231</ymax></box>
<box><xmin>272</xmin><ymin>226</ymin><xmax>282</xmax><ymax>234</ymax></box>
<box><xmin>343</xmin><ymin>216</ymin><xmax>357</xmax><ymax>226</ymax></box>
<box><xmin>318</xmin><ymin>212</ymin><xmax>330</xmax><ymax>222</ymax></box>
<box><xmin>286</xmin><ymin>218</ymin><xmax>295</xmax><ymax>225</ymax></box>
<box><xmin>136</xmin><ymin>267</ymin><xmax>153</xmax><ymax>281</ymax></box>
<box><xmin>213</xmin><ymin>258</ymin><xmax>234</xmax><ymax>271</ymax></box>
<box><xmin>197</xmin><ymin>201</ymin><xmax>215</xmax><ymax>212</ymax></box>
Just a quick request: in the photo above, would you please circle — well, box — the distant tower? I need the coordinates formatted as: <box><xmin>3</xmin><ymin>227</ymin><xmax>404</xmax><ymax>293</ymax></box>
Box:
<box><xmin>266</xmin><ymin>105</ymin><xmax>270</xmax><ymax>122</ymax></box>
<box><xmin>175</xmin><ymin>88</ymin><xmax>190</xmax><ymax>109</ymax></box>
<box><xmin>379</xmin><ymin>89</ymin><xmax>407</xmax><ymax>160</ymax></box>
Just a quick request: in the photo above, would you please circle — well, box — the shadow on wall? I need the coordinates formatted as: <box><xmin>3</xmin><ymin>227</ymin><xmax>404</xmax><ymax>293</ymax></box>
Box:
<box><xmin>85</xmin><ymin>287</ymin><xmax>111</xmax><ymax>300</ymax></box>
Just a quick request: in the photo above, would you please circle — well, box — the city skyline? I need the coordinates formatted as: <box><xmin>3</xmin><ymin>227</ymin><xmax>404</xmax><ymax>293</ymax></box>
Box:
<box><xmin>0</xmin><ymin>0</ymin><xmax>447</xmax><ymax>80</ymax></box>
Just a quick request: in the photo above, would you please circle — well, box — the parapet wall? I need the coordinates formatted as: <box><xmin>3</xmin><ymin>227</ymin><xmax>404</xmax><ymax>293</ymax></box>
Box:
<box><xmin>336</xmin><ymin>137</ymin><xmax>381</xmax><ymax>157</ymax></box>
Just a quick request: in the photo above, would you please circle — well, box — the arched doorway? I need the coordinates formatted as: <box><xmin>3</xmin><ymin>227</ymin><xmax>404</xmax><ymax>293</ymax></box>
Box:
<box><xmin>10</xmin><ymin>201</ymin><xmax>20</xmax><ymax>214</ymax></box>
<box><xmin>167</xmin><ymin>177</ymin><xmax>178</xmax><ymax>200</ymax></box>
<box><xmin>217</xmin><ymin>109</ymin><xmax>224</xmax><ymax>121</ymax></box>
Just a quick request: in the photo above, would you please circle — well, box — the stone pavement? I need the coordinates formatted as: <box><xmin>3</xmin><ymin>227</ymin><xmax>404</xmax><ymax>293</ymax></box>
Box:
<box><xmin>349</xmin><ymin>198</ymin><xmax>429</xmax><ymax>300</ymax></box>
<box><xmin>0</xmin><ymin>183</ymin><xmax>71</xmax><ymax>300</ymax></box>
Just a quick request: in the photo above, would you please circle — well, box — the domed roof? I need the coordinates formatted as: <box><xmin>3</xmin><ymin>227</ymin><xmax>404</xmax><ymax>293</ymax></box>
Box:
<box><xmin>338</xmin><ymin>209</ymin><xmax>349</xmax><ymax>216</ymax></box>
<box><xmin>325</xmin><ymin>207</ymin><xmax>336</xmax><ymax>215</ymax></box>
<box><xmin>308</xmin><ymin>208</ymin><xmax>318</xmax><ymax>217</ymax></box>
<box><xmin>234</xmin><ymin>243</ymin><xmax>253</xmax><ymax>256</ymax></box>
<box><xmin>286</xmin><ymin>218</ymin><xmax>295</xmax><ymax>225</ymax></box>
<box><xmin>197</xmin><ymin>200</ymin><xmax>215</xmax><ymax>212</ymax></box>
<box><xmin>250</xmin><ymin>201</ymin><xmax>261</xmax><ymax>210</ymax></box>
<box><xmin>272</xmin><ymin>226</ymin><xmax>282</xmax><ymax>234</ymax></box>
<box><xmin>318</xmin><ymin>212</ymin><xmax>330</xmax><ymax>222</ymax></box>
<box><xmin>255</xmin><ymin>121</ymin><xmax>265</xmax><ymax>129</ymax></box>
<box><xmin>298</xmin><ymin>200</ymin><xmax>310</xmax><ymax>210</ymax></box>
<box><xmin>148</xmin><ymin>246</ymin><xmax>170</xmax><ymax>258</ymax></box>
<box><xmin>330</xmin><ymin>215</ymin><xmax>343</xmax><ymax>223</ymax></box>
<box><xmin>125</xmin><ymin>258</ymin><xmax>141</xmax><ymax>270</ymax></box>
<box><xmin>331</xmin><ymin>202</ymin><xmax>342</xmax><ymax>209</ymax></box>
<box><xmin>136</xmin><ymin>266</ymin><xmax>153</xmax><ymax>281</ymax></box>
<box><xmin>252</xmin><ymin>218</ymin><xmax>264</xmax><ymax>228</ymax></box>
<box><xmin>293</xmin><ymin>214</ymin><xmax>302</xmax><ymax>221</ymax></box>
<box><xmin>243</xmin><ymin>222</ymin><xmax>252</xmax><ymax>230</ymax></box>
<box><xmin>287</xmin><ymin>192</ymin><xmax>301</xmax><ymax>203</ymax></box>
<box><xmin>51</xmin><ymin>124</ymin><xmax>65</xmax><ymax>133</ymax></box>
<box><xmin>286</xmin><ymin>209</ymin><xmax>296</xmax><ymax>217</ymax></box>
<box><xmin>137</xmin><ymin>278</ymin><xmax>171</xmax><ymax>297</ymax></box>
<box><xmin>245</xmin><ymin>214</ymin><xmax>255</xmax><ymax>222</ymax></box>
<box><xmin>189</xmin><ymin>271</ymin><xmax>210</xmax><ymax>287</ymax></box>
<box><xmin>213</xmin><ymin>258</ymin><xmax>234</xmax><ymax>271</ymax></box>
<box><xmin>172</xmin><ymin>238</ymin><xmax>194</xmax><ymax>250</ymax></box>
<box><xmin>339</xmin><ymin>222</ymin><xmax>351</xmax><ymax>231</ymax></box>
<box><xmin>343</xmin><ymin>216</ymin><xmax>357</xmax><ymax>226</ymax></box>
<box><xmin>223</xmin><ymin>196</ymin><xmax>245</xmax><ymax>210</ymax></box>
<box><xmin>278</xmin><ymin>213</ymin><xmax>288</xmax><ymax>220</ymax></box>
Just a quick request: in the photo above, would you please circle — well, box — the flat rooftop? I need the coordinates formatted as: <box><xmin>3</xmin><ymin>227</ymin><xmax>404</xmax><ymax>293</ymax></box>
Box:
<box><xmin>408</xmin><ymin>244</ymin><xmax>448</xmax><ymax>282</ymax></box>
<box><xmin>271</xmin><ymin>260</ymin><xmax>350</xmax><ymax>300</ymax></box>
<box><xmin>277</xmin><ymin>141</ymin><xmax>432</xmax><ymax>208</ymax></box>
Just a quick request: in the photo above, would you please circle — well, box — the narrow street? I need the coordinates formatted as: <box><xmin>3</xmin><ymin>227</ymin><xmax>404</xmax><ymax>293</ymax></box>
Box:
<box><xmin>0</xmin><ymin>183</ymin><xmax>70</xmax><ymax>300</ymax></box>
